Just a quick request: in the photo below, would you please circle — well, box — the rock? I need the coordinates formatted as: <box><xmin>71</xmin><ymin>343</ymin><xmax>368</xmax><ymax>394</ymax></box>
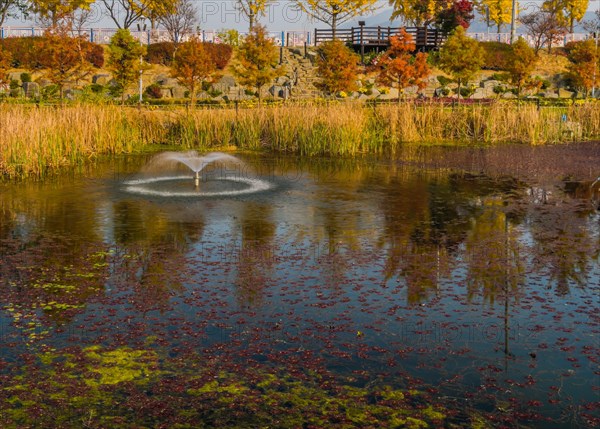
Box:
<box><xmin>154</xmin><ymin>74</ymin><xmax>170</xmax><ymax>85</ymax></box>
<box><xmin>10</xmin><ymin>88</ymin><xmax>24</xmax><ymax>98</ymax></box>
<box><xmin>501</xmin><ymin>92</ymin><xmax>517</xmax><ymax>99</ymax></box>
<box><xmin>370</xmin><ymin>88</ymin><xmax>381</xmax><ymax>97</ymax></box>
<box><xmin>481</xmin><ymin>79</ymin><xmax>500</xmax><ymax>89</ymax></box>
<box><xmin>269</xmin><ymin>85</ymin><xmax>284</xmax><ymax>98</ymax></box>
<box><xmin>170</xmin><ymin>86</ymin><xmax>187</xmax><ymax>99</ymax></box>
<box><xmin>472</xmin><ymin>88</ymin><xmax>492</xmax><ymax>99</ymax></box>
<box><xmin>557</xmin><ymin>89</ymin><xmax>574</xmax><ymax>98</ymax></box>
<box><xmin>8</xmin><ymin>72</ymin><xmax>22</xmax><ymax>84</ymax></box>
<box><xmin>64</xmin><ymin>89</ymin><xmax>78</xmax><ymax>100</ymax></box>
<box><xmin>159</xmin><ymin>78</ymin><xmax>179</xmax><ymax>87</ymax></box>
<box><xmin>275</xmin><ymin>76</ymin><xmax>288</xmax><ymax>85</ymax></box>
<box><xmin>212</xmin><ymin>75</ymin><xmax>237</xmax><ymax>93</ymax></box>
<box><xmin>23</xmin><ymin>82</ymin><xmax>39</xmax><ymax>97</ymax></box>
<box><xmin>378</xmin><ymin>88</ymin><xmax>399</xmax><ymax>100</ymax></box>
<box><xmin>92</xmin><ymin>74</ymin><xmax>111</xmax><ymax>85</ymax></box>
<box><xmin>37</xmin><ymin>78</ymin><xmax>53</xmax><ymax>88</ymax></box>
<box><xmin>544</xmin><ymin>92</ymin><xmax>559</xmax><ymax>99</ymax></box>
<box><xmin>305</xmin><ymin>52</ymin><xmax>318</xmax><ymax>64</ymax></box>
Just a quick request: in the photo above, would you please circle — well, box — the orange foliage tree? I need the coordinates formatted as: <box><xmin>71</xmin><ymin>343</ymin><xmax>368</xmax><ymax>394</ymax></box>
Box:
<box><xmin>35</xmin><ymin>29</ymin><xmax>95</xmax><ymax>101</ymax></box>
<box><xmin>171</xmin><ymin>37</ymin><xmax>218</xmax><ymax>106</ymax></box>
<box><xmin>0</xmin><ymin>43</ymin><xmax>11</xmax><ymax>88</ymax></box>
<box><xmin>566</xmin><ymin>39</ymin><xmax>599</xmax><ymax>98</ymax></box>
<box><xmin>316</xmin><ymin>39</ymin><xmax>359</xmax><ymax>96</ymax></box>
<box><xmin>377</xmin><ymin>29</ymin><xmax>430</xmax><ymax>100</ymax></box>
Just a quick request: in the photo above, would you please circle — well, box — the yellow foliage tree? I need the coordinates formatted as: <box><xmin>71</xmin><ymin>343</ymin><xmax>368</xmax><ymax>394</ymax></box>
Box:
<box><xmin>389</xmin><ymin>0</ymin><xmax>447</xmax><ymax>26</ymax></box>
<box><xmin>297</xmin><ymin>0</ymin><xmax>380</xmax><ymax>38</ymax></box>
<box><xmin>237</xmin><ymin>0</ymin><xmax>271</xmax><ymax>31</ymax></box>
<box><xmin>100</xmin><ymin>0</ymin><xmax>178</xmax><ymax>29</ymax></box>
<box><xmin>475</xmin><ymin>0</ymin><xmax>515</xmax><ymax>33</ymax></box>
<box><xmin>31</xmin><ymin>0</ymin><xmax>94</xmax><ymax>28</ymax></box>
<box><xmin>543</xmin><ymin>0</ymin><xmax>589</xmax><ymax>33</ymax></box>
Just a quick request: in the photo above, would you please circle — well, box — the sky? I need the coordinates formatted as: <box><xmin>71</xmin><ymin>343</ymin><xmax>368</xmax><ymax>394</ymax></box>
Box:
<box><xmin>2</xmin><ymin>0</ymin><xmax>600</xmax><ymax>33</ymax></box>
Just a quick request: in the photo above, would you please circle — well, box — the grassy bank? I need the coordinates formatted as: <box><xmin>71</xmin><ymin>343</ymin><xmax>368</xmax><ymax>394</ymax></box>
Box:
<box><xmin>1</xmin><ymin>102</ymin><xmax>599</xmax><ymax>178</ymax></box>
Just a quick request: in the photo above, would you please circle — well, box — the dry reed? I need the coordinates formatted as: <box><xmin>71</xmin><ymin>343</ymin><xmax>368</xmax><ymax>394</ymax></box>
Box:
<box><xmin>1</xmin><ymin>102</ymin><xmax>599</xmax><ymax>178</ymax></box>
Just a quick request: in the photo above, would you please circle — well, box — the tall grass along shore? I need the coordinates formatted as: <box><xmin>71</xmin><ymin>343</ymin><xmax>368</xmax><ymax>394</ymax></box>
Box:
<box><xmin>1</xmin><ymin>102</ymin><xmax>599</xmax><ymax>178</ymax></box>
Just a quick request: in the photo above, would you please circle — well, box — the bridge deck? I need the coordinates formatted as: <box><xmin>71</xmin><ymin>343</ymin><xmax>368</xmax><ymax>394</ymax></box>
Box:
<box><xmin>314</xmin><ymin>27</ymin><xmax>445</xmax><ymax>51</ymax></box>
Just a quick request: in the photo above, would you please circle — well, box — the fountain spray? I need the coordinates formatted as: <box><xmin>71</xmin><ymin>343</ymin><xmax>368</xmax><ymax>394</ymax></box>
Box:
<box><xmin>195</xmin><ymin>171</ymin><xmax>200</xmax><ymax>188</ymax></box>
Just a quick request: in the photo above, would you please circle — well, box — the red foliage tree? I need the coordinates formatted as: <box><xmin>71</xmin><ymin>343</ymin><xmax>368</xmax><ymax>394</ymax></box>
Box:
<box><xmin>436</xmin><ymin>0</ymin><xmax>475</xmax><ymax>34</ymax></box>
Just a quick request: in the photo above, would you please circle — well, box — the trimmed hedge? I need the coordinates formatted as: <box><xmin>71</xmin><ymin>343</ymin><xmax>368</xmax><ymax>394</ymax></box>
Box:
<box><xmin>0</xmin><ymin>36</ymin><xmax>104</xmax><ymax>69</ymax></box>
<box><xmin>145</xmin><ymin>41</ymin><xmax>233</xmax><ymax>69</ymax></box>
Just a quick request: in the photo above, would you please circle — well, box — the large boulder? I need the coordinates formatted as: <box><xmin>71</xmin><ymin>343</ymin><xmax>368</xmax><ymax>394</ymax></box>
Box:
<box><xmin>23</xmin><ymin>82</ymin><xmax>40</xmax><ymax>98</ymax></box>
<box><xmin>170</xmin><ymin>86</ymin><xmax>187</xmax><ymax>99</ymax></box>
<box><xmin>212</xmin><ymin>75</ymin><xmax>236</xmax><ymax>93</ymax></box>
<box><xmin>92</xmin><ymin>74</ymin><xmax>111</xmax><ymax>85</ymax></box>
<box><xmin>37</xmin><ymin>78</ymin><xmax>53</xmax><ymax>88</ymax></box>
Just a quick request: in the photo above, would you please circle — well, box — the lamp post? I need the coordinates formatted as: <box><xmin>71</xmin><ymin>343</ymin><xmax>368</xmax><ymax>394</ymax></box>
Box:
<box><xmin>137</xmin><ymin>22</ymin><xmax>147</xmax><ymax>106</ymax></box>
<box><xmin>510</xmin><ymin>0</ymin><xmax>518</xmax><ymax>43</ymax></box>
<box><xmin>358</xmin><ymin>20</ymin><xmax>366</xmax><ymax>65</ymax></box>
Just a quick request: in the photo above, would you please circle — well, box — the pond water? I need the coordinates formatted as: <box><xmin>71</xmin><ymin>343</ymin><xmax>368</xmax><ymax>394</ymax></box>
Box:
<box><xmin>0</xmin><ymin>145</ymin><xmax>599</xmax><ymax>428</ymax></box>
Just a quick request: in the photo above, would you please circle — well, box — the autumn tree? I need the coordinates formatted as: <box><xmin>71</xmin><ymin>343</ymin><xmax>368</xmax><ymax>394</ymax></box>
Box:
<box><xmin>0</xmin><ymin>0</ymin><xmax>28</xmax><ymax>27</ymax></box>
<box><xmin>543</xmin><ymin>0</ymin><xmax>589</xmax><ymax>33</ymax></box>
<box><xmin>316</xmin><ymin>39</ymin><xmax>359</xmax><ymax>95</ymax></box>
<box><xmin>475</xmin><ymin>0</ymin><xmax>514</xmax><ymax>33</ymax></box>
<box><xmin>35</xmin><ymin>30</ymin><xmax>94</xmax><ymax>101</ymax></box>
<box><xmin>297</xmin><ymin>0</ymin><xmax>379</xmax><ymax>38</ymax></box>
<box><xmin>566</xmin><ymin>39</ymin><xmax>598</xmax><ymax>97</ymax></box>
<box><xmin>0</xmin><ymin>43</ymin><xmax>12</xmax><ymax>87</ymax></box>
<box><xmin>506</xmin><ymin>37</ymin><xmax>538</xmax><ymax>96</ymax></box>
<box><xmin>237</xmin><ymin>0</ymin><xmax>271</xmax><ymax>31</ymax></box>
<box><xmin>437</xmin><ymin>25</ymin><xmax>484</xmax><ymax>98</ymax></box>
<box><xmin>389</xmin><ymin>0</ymin><xmax>444</xmax><ymax>26</ymax></box>
<box><xmin>171</xmin><ymin>38</ymin><xmax>217</xmax><ymax>106</ymax></box>
<box><xmin>377</xmin><ymin>29</ymin><xmax>430</xmax><ymax>100</ymax></box>
<box><xmin>100</xmin><ymin>0</ymin><xmax>177</xmax><ymax>29</ymax></box>
<box><xmin>159</xmin><ymin>0</ymin><xmax>197</xmax><ymax>45</ymax></box>
<box><xmin>232</xmin><ymin>25</ymin><xmax>284</xmax><ymax>101</ymax></box>
<box><xmin>107</xmin><ymin>29</ymin><xmax>146</xmax><ymax>103</ymax></box>
<box><xmin>520</xmin><ymin>9</ymin><xmax>568</xmax><ymax>53</ymax></box>
<box><xmin>435</xmin><ymin>0</ymin><xmax>475</xmax><ymax>34</ymax></box>
<box><xmin>31</xmin><ymin>0</ymin><xmax>94</xmax><ymax>29</ymax></box>
<box><xmin>390</xmin><ymin>0</ymin><xmax>474</xmax><ymax>31</ymax></box>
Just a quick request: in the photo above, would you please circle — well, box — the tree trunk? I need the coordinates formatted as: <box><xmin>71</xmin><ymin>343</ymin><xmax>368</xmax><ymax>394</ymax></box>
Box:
<box><xmin>190</xmin><ymin>82</ymin><xmax>196</xmax><ymax>110</ymax></box>
<box><xmin>457</xmin><ymin>79</ymin><xmax>462</xmax><ymax>100</ymax></box>
<box><xmin>249</xmin><ymin>14</ymin><xmax>255</xmax><ymax>32</ymax></box>
<box><xmin>332</xmin><ymin>15</ymin><xmax>337</xmax><ymax>40</ymax></box>
<box><xmin>570</xmin><ymin>17</ymin><xmax>574</xmax><ymax>35</ymax></box>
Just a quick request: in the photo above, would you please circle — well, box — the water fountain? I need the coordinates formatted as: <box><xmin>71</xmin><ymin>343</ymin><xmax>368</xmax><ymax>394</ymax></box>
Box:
<box><xmin>123</xmin><ymin>151</ymin><xmax>272</xmax><ymax>197</ymax></box>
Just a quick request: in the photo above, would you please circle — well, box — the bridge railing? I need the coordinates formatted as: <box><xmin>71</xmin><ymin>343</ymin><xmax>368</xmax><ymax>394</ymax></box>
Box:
<box><xmin>314</xmin><ymin>26</ymin><xmax>445</xmax><ymax>49</ymax></box>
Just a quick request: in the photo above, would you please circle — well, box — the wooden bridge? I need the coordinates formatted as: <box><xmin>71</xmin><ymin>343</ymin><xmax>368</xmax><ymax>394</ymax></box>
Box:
<box><xmin>314</xmin><ymin>26</ymin><xmax>445</xmax><ymax>52</ymax></box>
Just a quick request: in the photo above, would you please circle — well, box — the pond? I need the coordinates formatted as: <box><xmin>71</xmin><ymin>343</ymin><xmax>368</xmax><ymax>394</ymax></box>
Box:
<box><xmin>0</xmin><ymin>144</ymin><xmax>599</xmax><ymax>428</ymax></box>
